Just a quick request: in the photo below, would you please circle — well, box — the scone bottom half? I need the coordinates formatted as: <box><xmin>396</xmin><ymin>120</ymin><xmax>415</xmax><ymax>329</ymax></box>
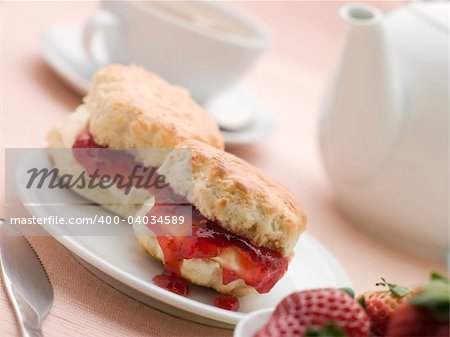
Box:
<box><xmin>134</xmin><ymin>140</ymin><xmax>308</xmax><ymax>297</ymax></box>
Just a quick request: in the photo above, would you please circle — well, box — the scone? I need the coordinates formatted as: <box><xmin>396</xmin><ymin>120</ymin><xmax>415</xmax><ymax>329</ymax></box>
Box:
<box><xmin>47</xmin><ymin>64</ymin><xmax>224</xmax><ymax>217</ymax></box>
<box><xmin>133</xmin><ymin>140</ymin><xmax>307</xmax><ymax>296</ymax></box>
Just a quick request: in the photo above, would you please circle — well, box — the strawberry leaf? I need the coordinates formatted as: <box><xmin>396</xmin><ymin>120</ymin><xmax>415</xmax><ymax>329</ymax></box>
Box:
<box><xmin>306</xmin><ymin>323</ymin><xmax>348</xmax><ymax>337</ymax></box>
<box><xmin>388</xmin><ymin>283</ymin><xmax>410</xmax><ymax>297</ymax></box>
<box><xmin>339</xmin><ymin>287</ymin><xmax>355</xmax><ymax>298</ymax></box>
<box><xmin>411</xmin><ymin>278</ymin><xmax>450</xmax><ymax>322</ymax></box>
<box><xmin>431</xmin><ymin>272</ymin><xmax>450</xmax><ymax>283</ymax></box>
<box><xmin>358</xmin><ymin>296</ymin><xmax>366</xmax><ymax>309</ymax></box>
<box><xmin>376</xmin><ymin>278</ymin><xmax>410</xmax><ymax>298</ymax></box>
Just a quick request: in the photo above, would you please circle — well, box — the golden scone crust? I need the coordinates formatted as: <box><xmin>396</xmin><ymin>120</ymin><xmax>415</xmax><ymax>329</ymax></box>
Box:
<box><xmin>84</xmin><ymin>64</ymin><xmax>224</xmax><ymax>150</ymax></box>
<box><xmin>158</xmin><ymin>140</ymin><xmax>307</xmax><ymax>256</ymax></box>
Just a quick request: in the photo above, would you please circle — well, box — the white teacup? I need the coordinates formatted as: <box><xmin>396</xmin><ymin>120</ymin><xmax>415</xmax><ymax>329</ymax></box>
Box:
<box><xmin>83</xmin><ymin>1</ymin><xmax>271</xmax><ymax>102</ymax></box>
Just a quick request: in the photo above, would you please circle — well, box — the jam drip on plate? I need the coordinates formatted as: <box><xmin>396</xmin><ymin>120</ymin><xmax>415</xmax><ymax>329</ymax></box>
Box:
<box><xmin>148</xmin><ymin>190</ymin><xmax>289</xmax><ymax>294</ymax></box>
<box><xmin>153</xmin><ymin>269</ymin><xmax>239</xmax><ymax>311</ymax></box>
<box><xmin>214</xmin><ymin>296</ymin><xmax>239</xmax><ymax>311</ymax></box>
<box><xmin>152</xmin><ymin>268</ymin><xmax>189</xmax><ymax>297</ymax></box>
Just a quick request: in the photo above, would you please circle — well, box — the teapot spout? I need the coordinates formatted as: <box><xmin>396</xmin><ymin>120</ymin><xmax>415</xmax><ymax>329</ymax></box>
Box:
<box><xmin>321</xmin><ymin>3</ymin><xmax>403</xmax><ymax>182</ymax></box>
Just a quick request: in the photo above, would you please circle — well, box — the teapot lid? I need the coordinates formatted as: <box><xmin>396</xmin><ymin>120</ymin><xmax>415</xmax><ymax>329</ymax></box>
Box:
<box><xmin>411</xmin><ymin>2</ymin><xmax>449</xmax><ymax>33</ymax></box>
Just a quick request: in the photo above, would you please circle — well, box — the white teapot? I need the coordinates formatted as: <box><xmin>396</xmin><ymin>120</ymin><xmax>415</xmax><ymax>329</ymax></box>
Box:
<box><xmin>320</xmin><ymin>2</ymin><xmax>448</xmax><ymax>257</ymax></box>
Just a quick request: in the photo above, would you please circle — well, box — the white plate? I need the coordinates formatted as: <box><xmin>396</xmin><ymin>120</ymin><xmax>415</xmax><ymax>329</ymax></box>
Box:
<box><xmin>40</xmin><ymin>24</ymin><xmax>275</xmax><ymax>145</ymax></box>
<box><xmin>16</xmin><ymin>150</ymin><xmax>351</xmax><ymax>328</ymax></box>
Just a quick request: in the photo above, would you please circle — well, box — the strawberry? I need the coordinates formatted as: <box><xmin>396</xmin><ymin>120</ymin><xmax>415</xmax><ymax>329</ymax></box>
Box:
<box><xmin>254</xmin><ymin>288</ymin><xmax>370</xmax><ymax>337</ymax></box>
<box><xmin>357</xmin><ymin>278</ymin><xmax>411</xmax><ymax>336</ymax></box>
<box><xmin>386</xmin><ymin>304</ymin><xmax>449</xmax><ymax>336</ymax></box>
<box><xmin>386</xmin><ymin>272</ymin><xmax>450</xmax><ymax>337</ymax></box>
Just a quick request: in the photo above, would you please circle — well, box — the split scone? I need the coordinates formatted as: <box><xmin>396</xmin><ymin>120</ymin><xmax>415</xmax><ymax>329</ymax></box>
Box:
<box><xmin>133</xmin><ymin>140</ymin><xmax>307</xmax><ymax>296</ymax></box>
<box><xmin>47</xmin><ymin>64</ymin><xmax>224</xmax><ymax>217</ymax></box>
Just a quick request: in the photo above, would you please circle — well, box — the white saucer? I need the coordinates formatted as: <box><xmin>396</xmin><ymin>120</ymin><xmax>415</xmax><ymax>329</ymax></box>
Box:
<box><xmin>40</xmin><ymin>24</ymin><xmax>275</xmax><ymax>145</ymax></box>
<box><xmin>16</xmin><ymin>150</ymin><xmax>352</xmax><ymax>328</ymax></box>
<box><xmin>234</xmin><ymin>308</ymin><xmax>273</xmax><ymax>337</ymax></box>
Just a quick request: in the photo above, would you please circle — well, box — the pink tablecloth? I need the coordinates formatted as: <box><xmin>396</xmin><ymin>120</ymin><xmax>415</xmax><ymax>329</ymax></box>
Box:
<box><xmin>0</xmin><ymin>1</ymin><xmax>445</xmax><ymax>336</ymax></box>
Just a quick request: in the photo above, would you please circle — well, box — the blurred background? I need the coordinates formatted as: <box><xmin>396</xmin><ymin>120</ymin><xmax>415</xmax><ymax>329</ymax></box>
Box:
<box><xmin>1</xmin><ymin>0</ymin><xmax>444</xmax><ymax>292</ymax></box>
<box><xmin>0</xmin><ymin>4</ymin><xmax>448</xmax><ymax>336</ymax></box>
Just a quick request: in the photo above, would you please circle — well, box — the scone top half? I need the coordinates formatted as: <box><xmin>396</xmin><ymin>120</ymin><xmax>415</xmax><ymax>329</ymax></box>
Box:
<box><xmin>85</xmin><ymin>64</ymin><xmax>224</xmax><ymax>151</ymax></box>
<box><xmin>48</xmin><ymin>64</ymin><xmax>224</xmax><ymax>157</ymax></box>
<box><xmin>159</xmin><ymin>140</ymin><xmax>307</xmax><ymax>257</ymax></box>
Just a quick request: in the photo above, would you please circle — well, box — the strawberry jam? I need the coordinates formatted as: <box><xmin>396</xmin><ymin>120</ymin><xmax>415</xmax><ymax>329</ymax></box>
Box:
<box><xmin>153</xmin><ymin>268</ymin><xmax>190</xmax><ymax>297</ymax></box>
<box><xmin>72</xmin><ymin>131</ymin><xmax>165</xmax><ymax>193</ymax></box>
<box><xmin>73</xmin><ymin>131</ymin><xmax>139</xmax><ymax>178</ymax></box>
<box><xmin>72</xmin><ymin>130</ymin><xmax>105</xmax><ymax>149</ymax></box>
<box><xmin>148</xmin><ymin>190</ymin><xmax>289</xmax><ymax>294</ymax></box>
<box><xmin>214</xmin><ymin>296</ymin><xmax>239</xmax><ymax>311</ymax></box>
